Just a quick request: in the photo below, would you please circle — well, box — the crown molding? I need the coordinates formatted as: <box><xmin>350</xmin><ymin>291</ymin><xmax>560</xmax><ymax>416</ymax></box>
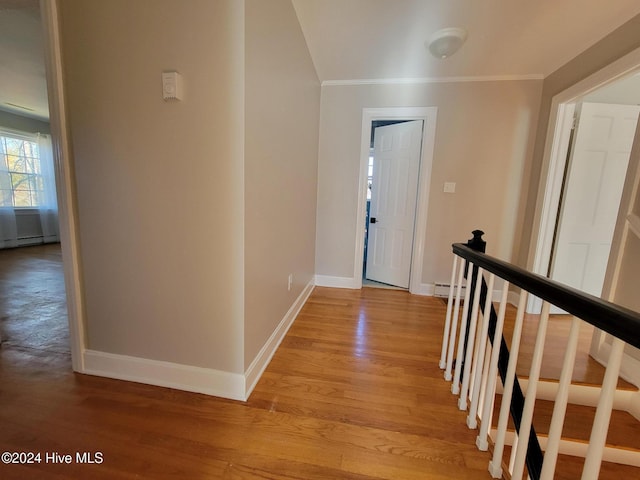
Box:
<box><xmin>321</xmin><ymin>74</ymin><xmax>544</xmax><ymax>87</ymax></box>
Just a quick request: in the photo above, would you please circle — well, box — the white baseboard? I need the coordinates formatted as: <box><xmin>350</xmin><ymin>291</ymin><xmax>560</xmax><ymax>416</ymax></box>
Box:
<box><xmin>430</xmin><ymin>281</ymin><xmax>518</xmax><ymax>305</ymax></box>
<box><xmin>82</xmin><ymin>280</ymin><xmax>316</xmax><ymax>403</ymax></box>
<box><xmin>410</xmin><ymin>283</ymin><xmax>433</xmax><ymax>296</ymax></box>
<box><xmin>17</xmin><ymin>237</ymin><xmax>45</xmax><ymax>247</ymax></box>
<box><xmin>83</xmin><ymin>349</ymin><xmax>246</xmax><ymax>401</ymax></box>
<box><xmin>592</xmin><ymin>340</ymin><xmax>640</xmax><ymax>391</ymax></box>
<box><xmin>314</xmin><ymin>274</ymin><xmax>360</xmax><ymax>289</ymax></box>
<box><xmin>244</xmin><ymin>280</ymin><xmax>314</xmax><ymax>399</ymax></box>
<box><xmin>315</xmin><ymin>276</ymin><xmax>515</xmax><ymax>304</ymax></box>
<box><xmin>316</xmin><ymin>274</ymin><xmax>432</xmax><ymax>294</ymax></box>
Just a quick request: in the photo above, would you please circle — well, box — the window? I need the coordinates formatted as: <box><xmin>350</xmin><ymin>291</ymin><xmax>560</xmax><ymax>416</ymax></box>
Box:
<box><xmin>0</xmin><ymin>133</ymin><xmax>45</xmax><ymax>207</ymax></box>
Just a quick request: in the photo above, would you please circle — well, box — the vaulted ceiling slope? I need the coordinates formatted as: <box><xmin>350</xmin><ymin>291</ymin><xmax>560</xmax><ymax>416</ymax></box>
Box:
<box><xmin>291</xmin><ymin>0</ymin><xmax>640</xmax><ymax>83</ymax></box>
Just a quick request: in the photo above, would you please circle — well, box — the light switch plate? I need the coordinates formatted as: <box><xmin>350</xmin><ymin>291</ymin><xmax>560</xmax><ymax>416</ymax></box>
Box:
<box><xmin>162</xmin><ymin>71</ymin><xmax>183</xmax><ymax>100</ymax></box>
<box><xmin>444</xmin><ymin>182</ymin><xmax>456</xmax><ymax>193</ymax></box>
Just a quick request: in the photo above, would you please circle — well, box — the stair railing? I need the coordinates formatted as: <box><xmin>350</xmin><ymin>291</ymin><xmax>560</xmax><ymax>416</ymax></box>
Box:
<box><xmin>439</xmin><ymin>230</ymin><xmax>640</xmax><ymax>480</ymax></box>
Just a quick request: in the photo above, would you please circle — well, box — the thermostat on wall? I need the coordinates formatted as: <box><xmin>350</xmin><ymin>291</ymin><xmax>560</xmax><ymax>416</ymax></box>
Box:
<box><xmin>162</xmin><ymin>71</ymin><xmax>183</xmax><ymax>101</ymax></box>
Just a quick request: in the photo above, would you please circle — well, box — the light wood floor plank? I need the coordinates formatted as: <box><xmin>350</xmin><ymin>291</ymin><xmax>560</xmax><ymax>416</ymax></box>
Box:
<box><xmin>5</xmin><ymin>246</ymin><xmax>636</xmax><ymax>478</ymax></box>
<box><xmin>1</xmin><ymin>248</ymin><xmax>497</xmax><ymax>480</ymax></box>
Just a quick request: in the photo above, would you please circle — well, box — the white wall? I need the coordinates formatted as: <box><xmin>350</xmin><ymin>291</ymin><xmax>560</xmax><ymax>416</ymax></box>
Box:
<box><xmin>316</xmin><ymin>80</ymin><xmax>542</xmax><ymax>287</ymax></box>
<box><xmin>0</xmin><ymin>110</ymin><xmax>50</xmax><ymax>134</ymax></box>
<box><xmin>244</xmin><ymin>0</ymin><xmax>320</xmax><ymax>367</ymax></box>
<box><xmin>59</xmin><ymin>0</ymin><xmax>320</xmax><ymax>395</ymax></box>
<box><xmin>60</xmin><ymin>0</ymin><xmax>245</xmax><ymax>374</ymax></box>
<box><xmin>583</xmin><ymin>73</ymin><xmax>640</xmax><ymax>105</ymax></box>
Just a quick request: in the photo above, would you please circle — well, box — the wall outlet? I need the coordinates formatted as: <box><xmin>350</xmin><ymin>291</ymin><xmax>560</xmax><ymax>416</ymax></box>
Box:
<box><xmin>288</xmin><ymin>274</ymin><xmax>293</xmax><ymax>291</ymax></box>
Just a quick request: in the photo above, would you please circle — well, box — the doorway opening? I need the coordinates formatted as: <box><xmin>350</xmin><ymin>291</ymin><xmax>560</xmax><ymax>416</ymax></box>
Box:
<box><xmin>530</xmin><ymin>47</ymin><xmax>640</xmax><ymax>373</ymax></box>
<box><xmin>0</xmin><ymin>2</ymin><xmax>69</xmax><ymax>355</ymax></box>
<box><xmin>354</xmin><ymin>107</ymin><xmax>438</xmax><ymax>295</ymax></box>
<box><xmin>0</xmin><ymin>1</ymin><xmax>86</xmax><ymax>372</ymax></box>
<box><xmin>363</xmin><ymin>119</ymin><xmax>420</xmax><ymax>290</ymax></box>
<box><xmin>548</xmin><ymin>100</ymin><xmax>639</xmax><ymax>314</ymax></box>
<box><xmin>530</xmin><ymin>57</ymin><xmax>640</xmax><ymax>314</ymax></box>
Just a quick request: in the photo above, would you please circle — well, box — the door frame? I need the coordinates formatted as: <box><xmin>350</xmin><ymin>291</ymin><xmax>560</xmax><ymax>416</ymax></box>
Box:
<box><xmin>41</xmin><ymin>0</ymin><xmax>86</xmax><ymax>372</ymax></box>
<box><xmin>354</xmin><ymin>107</ymin><xmax>437</xmax><ymax>295</ymax></box>
<box><xmin>527</xmin><ymin>46</ymin><xmax>640</xmax><ymax>313</ymax></box>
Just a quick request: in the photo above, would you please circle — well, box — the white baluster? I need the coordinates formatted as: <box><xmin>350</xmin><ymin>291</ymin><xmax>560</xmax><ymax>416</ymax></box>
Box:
<box><xmin>477</xmin><ymin>341</ymin><xmax>492</xmax><ymax>423</ymax></box>
<box><xmin>488</xmin><ymin>290</ymin><xmax>528</xmax><ymax>477</ymax></box>
<box><xmin>452</xmin><ymin>261</ymin><xmax>474</xmax><ymax>395</ymax></box>
<box><xmin>581</xmin><ymin>337</ymin><xmax>626</xmax><ymax>480</ymax></box>
<box><xmin>540</xmin><ymin>316</ymin><xmax>581</xmax><ymax>480</ymax></box>
<box><xmin>509</xmin><ymin>431</ymin><xmax>518</xmax><ymax>475</ymax></box>
<box><xmin>467</xmin><ymin>273</ymin><xmax>496</xmax><ymax>428</ymax></box>
<box><xmin>476</xmin><ymin>280</ymin><xmax>510</xmax><ymax>452</ymax></box>
<box><xmin>511</xmin><ymin>301</ymin><xmax>550</xmax><ymax>480</ymax></box>
<box><xmin>440</xmin><ymin>255</ymin><xmax>459</xmax><ymax>369</ymax></box>
<box><xmin>445</xmin><ymin>257</ymin><xmax>467</xmax><ymax>381</ymax></box>
<box><xmin>459</xmin><ymin>266</ymin><xmax>484</xmax><ymax>411</ymax></box>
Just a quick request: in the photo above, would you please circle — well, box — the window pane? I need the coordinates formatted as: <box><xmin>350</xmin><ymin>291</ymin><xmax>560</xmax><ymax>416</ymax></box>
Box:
<box><xmin>29</xmin><ymin>175</ymin><xmax>40</xmax><ymax>192</ymax></box>
<box><xmin>32</xmin><ymin>156</ymin><xmax>42</xmax><ymax>174</ymax></box>
<box><xmin>5</xmin><ymin>138</ymin><xmax>22</xmax><ymax>155</ymax></box>
<box><xmin>7</xmin><ymin>154</ymin><xmax>22</xmax><ymax>171</ymax></box>
<box><xmin>0</xmin><ymin>135</ymin><xmax>45</xmax><ymax>207</ymax></box>
<box><xmin>33</xmin><ymin>190</ymin><xmax>44</xmax><ymax>206</ymax></box>
<box><xmin>24</xmin><ymin>141</ymin><xmax>37</xmax><ymax>159</ymax></box>
<box><xmin>14</xmin><ymin>190</ymin><xmax>32</xmax><ymax>207</ymax></box>
<box><xmin>11</xmin><ymin>173</ymin><xmax>30</xmax><ymax>190</ymax></box>
<box><xmin>25</xmin><ymin>157</ymin><xmax>36</xmax><ymax>174</ymax></box>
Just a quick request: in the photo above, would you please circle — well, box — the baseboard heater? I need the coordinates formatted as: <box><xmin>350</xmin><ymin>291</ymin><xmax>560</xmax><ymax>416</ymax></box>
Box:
<box><xmin>434</xmin><ymin>282</ymin><xmax>466</xmax><ymax>298</ymax></box>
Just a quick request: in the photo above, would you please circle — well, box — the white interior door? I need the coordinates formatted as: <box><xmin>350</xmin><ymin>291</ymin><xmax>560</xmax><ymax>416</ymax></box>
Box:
<box><xmin>366</xmin><ymin>120</ymin><xmax>423</xmax><ymax>288</ymax></box>
<box><xmin>591</xmin><ymin>104</ymin><xmax>640</xmax><ymax>387</ymax></box>
<box><xmin>550</xmin><ymin>102</ymin><xmax>640</xmax><ymax>305</ymax></box>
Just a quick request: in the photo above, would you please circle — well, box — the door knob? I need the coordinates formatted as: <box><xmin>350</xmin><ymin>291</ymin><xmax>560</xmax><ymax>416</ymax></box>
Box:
<box><xmin>370</xmin><ymin>217</ymin><xmax>377</xmax><ymax>223</ymax></box>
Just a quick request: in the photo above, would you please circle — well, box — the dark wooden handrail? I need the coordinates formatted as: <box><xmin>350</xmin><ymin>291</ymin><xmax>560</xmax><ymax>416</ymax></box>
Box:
<box><xmin>452</xmin><ymin>243</ymin><xmax>640</xmax><ymax>350</ymax></box>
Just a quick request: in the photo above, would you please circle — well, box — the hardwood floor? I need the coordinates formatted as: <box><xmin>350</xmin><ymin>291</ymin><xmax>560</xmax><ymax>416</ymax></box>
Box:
<box><xmin>0</xmin><ymin>244</ymin><xmax>69</xmax><ymax>354</ymax></box>
<box><xmin>0</xmin><ymin>249</ymin><xmax>494</xmax><ymax>480</ymax></box>
<box><xmin>2</xmin><ymin>246</ymin><xmax>636</xmax><ymax>479</ymax></box>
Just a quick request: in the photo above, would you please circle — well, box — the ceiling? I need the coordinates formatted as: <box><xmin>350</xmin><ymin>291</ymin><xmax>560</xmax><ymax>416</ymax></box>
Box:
<box><xmin>292</xmin><ymin>0</ymin><xmax>640</xmax><ymax>83</ymax></box>
<box><xmin>3</xmin><ymin>1</ymin><xmax>640</xmax><ymax>122</ymax></box>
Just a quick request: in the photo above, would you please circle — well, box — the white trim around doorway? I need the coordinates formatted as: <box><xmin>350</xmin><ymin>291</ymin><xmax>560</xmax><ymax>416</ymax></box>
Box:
<box><xmin>527</xmin><ymin>45</ymin><xmax>640</xmax><ymax>314</ymax></box>
<box><xmin>354</xmin><ymin>107</ymin><xmax>438</xmax><ymax>295</ymax></box>
<box><xmin>40</xmin><ymin>0</ymin><xmax>87</xmax><ymax>372</ymax></box>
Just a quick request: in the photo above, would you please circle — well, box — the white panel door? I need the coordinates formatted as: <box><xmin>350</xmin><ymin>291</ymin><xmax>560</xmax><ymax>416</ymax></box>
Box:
<box><xmin>592</xmin><ymin>101</ymin><xmax>640</xmax><ymax>384</ymax></box>
<box><xmin>366</xmin><ymin>120</ymin><xmax>423</xmax><ymax>288</ymax></box>
<box><xmin>551</xmin><ymin>102</ymin><xmax>640</xmax><ymax>304</ymax></box>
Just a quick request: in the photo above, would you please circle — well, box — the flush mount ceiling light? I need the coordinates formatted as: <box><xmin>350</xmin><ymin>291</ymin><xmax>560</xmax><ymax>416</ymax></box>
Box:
<box><xmin>426</xmin><ymin>27</ymin><xmax>468</xmax><ymax>59</ymax></box>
